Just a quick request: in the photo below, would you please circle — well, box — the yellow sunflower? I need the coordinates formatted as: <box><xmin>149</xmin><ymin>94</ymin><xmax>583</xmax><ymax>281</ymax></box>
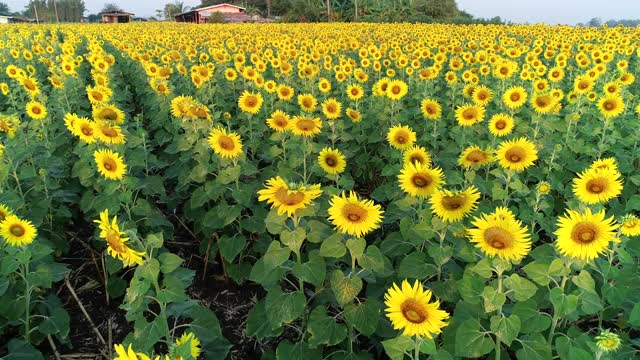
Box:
<box><xmin>276</xmin><ymin>84</ymin><xmax>294</xmax><ymax>101</ymax></box>
<box><xmin>238</xmin><ymin>90</ymin><xmax>264</xmax><ymax>115</ymax></box>
<box><xmin>468</xmin><ymin>210</ymin><xmax>531</xmax><ymax>262</ymax></box>
<box><xmin>403</xmin><ymin>145</ymin><xmax>431</xmax><ymax>167</ymax></box>
<box><xmin>257</xmin><ymin>176</ymin><xmax>322</xmax><ymax>217</ymax></box>
<box><xmin>95</xmin><ymin>122</ymin><xmax>126</xmax><ymax>145</ymax></box>
<box><xmin>420</xmin><ymin>98</ymin><xmax>442</xmax><ymax>120</ymax></box>
<box><xmin>598</xmin><ymin>94</ymin><xmax>625</xmax><ymax>119</ymax></box>
<box><xmin>74</xmin><ymin>117</ymin><xmax>98</xmax><ymax>144</ymax></box>
<box><xmin>386</xmin><ymin>79</ymin><xmax>408</xmax><ymax>100</ymax></box>
<box><xmin>266</xmin><ymin>110</ymin><xmax>291</xmax><ymax>132</ymax></box>
<box><xmin>290</xmin><ymin>116</ymin><xmax>322</xmax><ymax>137</ymax></box>
<box><xmin>0</xmin><ymin>204</ymin><xmax>11</xmax><ymax>222</ymax></box>
<box><xmin>488</xmin><ymin>113</ymin><xmax>515</xmax><ymax>137</ymax></box>
<box><xmin>458</xmin><ymin>146</ymin><xmax>494</xmax><ymax>168</ymax></box>
<box><xmin>318</xmin><ymin>147</ymin><xmax>347</xmax><ymax>175</ymax></box>
<box><xmin>0</xmin><ymin>215</ymin><xmax>37</xmax><ymax>247</ymax></box>
<box><xmin>208</xmin><ymin>128</ymin><xmax>243</xmax><ymax>160</ymax></box>
<box><xmin>20</xmin><ymin>76</ymin><xmax>40</xmax><ymax>97</ymax></box>
<box><xmin>455</xmin><ymin>104</ymin><xmax>485</xmax><ymax>126</ymax></box>
<box><xmin>93</xmin><ymin>149</ymin><xmax>127</xmax><ymax>180</ymax></box>
<box><xmin>572</xmin><ymin>167</ymin><xmax>623</xmax><ymax>204</ymax></box>
<box><xmin>93</xmin><ymin>104</ymin><xmax>126</xmax><ymax>124</ymax></box>
<box><xmin>555</xmin><ymin>208</ymin><xmax>618</xmax><ymax>261</ymax></box>
<box><xmin>94</xmin><ymin>209</ymin><xmax>144</xmax><ymax>267</ymax></box>
<box><xmin>328</xmin><ymin>191</ymin><xmax>384</xmax><ymax>237</ymax></box>
<box><xmin>25</xmin><ymin>101</ymin><xmax>47</xmax><ymax>120</ymax></box>
<box><xmin>496</xmin><ymin>137</ymin><xmax>538</xmax><ymax>172</ymax></box>
<box><xmin>620</xmin><ymin>215</ymin><xmax>640</xmax><ymax>237</ymax></box>
<box><xmin>86</xmin><ymin>85</ymin><xmax>111</xmax><ymax>105</ymax></box>
<box><xmin>531</xmin><ymin>93</ymin><xmax>557</xmax><ymax>114</ymax></box>
<box><xmin>113</xmin><ymin>344</ymin><xmax>151</xmax><ymax>360</ymax></box>
<box><xmin>298</xmin><ymin>93</ymin><xmax>318</xmax><ymax>113</ymax></box>
<box><xmin>387</xmin><ymin>125</ymin><xmax>416</xmax><ymax>150</ymax></box>
<box><xmin>429</xmin><ymin>186</ymin><xmax>481</xmax><ymax>223</ymax></box>
<box><xmin>502</xmin><ymin>86</ymin><xmax>528</xmax><ymax>109</ymax></box>
<box><xmin>471</xmin><ymin>85</ymin><xmax>493</xmax><ymax>106</ymax></box>
<box><xmin>346</xmin><ymin>84</ymin><xmax>364</xmax><ymax>101</ymax></box>
<box><xmin>346</xmin><ymin>108</ymin><xmax>362</xmax><ymax>123</ymax></box>
<box><xmin>170</xmin><ymin>95</ymin><xmax>195</xmax><ymax>118</ymax></box>
<box><xmin>589</xmin><ymin>158</ymin><xmax>618</xmax><ymax>173</ymax></box>
<box><xmin>398</xmin><ymin>162</ymin><xmax>445</xmax><ymax>198</ymax></box>
<box><xmin>384</xmin><ymin>280</ymin><xmax>449</xmax><ymax>338</ymax></box>
<box><xmin>175</xmin><ymin>332</ymin><xmax>201</xmax><ymax>360</ymax></box>
<box><xmin>321</xmin><ymin>98</ymin><xmax>342</xmax><ymax>120</ymax></box>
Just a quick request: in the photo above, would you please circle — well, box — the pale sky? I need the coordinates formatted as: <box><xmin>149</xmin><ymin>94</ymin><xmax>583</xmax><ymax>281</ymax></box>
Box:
<box><xmin>3</xmin><ymin>0</ymin><xmax>640</xmax><ymax>24</ymax></box>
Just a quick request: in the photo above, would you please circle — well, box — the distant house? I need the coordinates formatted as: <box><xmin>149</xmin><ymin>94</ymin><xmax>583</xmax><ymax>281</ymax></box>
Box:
<box><xmin>175</xmin><ymin>3</ymin><xmax>271</xmax><ymax>23</ymax></box>
<box><xmin>101</xmin><ymin>11</ymin><xmax>134</xmax><ymax>23</ymax></box>
<box><xmin>0</xmin><ymin>15</ymin><xmax>35</xmax><ymax>24</ymax></box>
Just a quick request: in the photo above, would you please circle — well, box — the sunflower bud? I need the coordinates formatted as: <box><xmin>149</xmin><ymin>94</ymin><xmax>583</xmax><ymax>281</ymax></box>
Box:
<box><xmin>595</xmin><ymin>329</ymin><xmax>621</xmax><ymax>352</ymax></box>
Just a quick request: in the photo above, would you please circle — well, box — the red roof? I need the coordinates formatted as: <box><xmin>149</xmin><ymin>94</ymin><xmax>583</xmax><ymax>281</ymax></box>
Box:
<box><xmin>194</xmin><ymin>3</ymin><xmax>246</xmax><ymax>12</ymax></box>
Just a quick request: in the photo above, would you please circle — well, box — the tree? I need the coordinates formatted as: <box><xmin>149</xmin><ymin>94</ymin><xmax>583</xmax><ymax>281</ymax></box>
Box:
<box><xmin>587</xmin><ymin>17</ymin><xmax>601</xmax><ymax>27</ymax></box>
<box><xmin>24</xmin><ymin>0</ymin><xmax>85</xmax><ymax>22</ymax></box>
<box><xmin>0</xmin><ymin>2</ymin><xmax>10</xmax><ymax>15</ymax></box>
<box><xmin>415</xmin><ymin>0</ymin><xmax>458</xmax><ymax>19</ymax></box>
<box><xmin>162</xmin><ymin>1</ymin><xmax>190</xmax><ymax>19</ymax></box>
<box><xmin>100</xmin><ymin>2</ymin><xmax>123</xmax><ymax>13</ymax></box>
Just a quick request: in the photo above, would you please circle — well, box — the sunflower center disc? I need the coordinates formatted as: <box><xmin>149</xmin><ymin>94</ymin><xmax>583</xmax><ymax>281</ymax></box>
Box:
<box><xmin>326</xmin><ymin>157</ymin><xmax>336</xmax><ymax>166</ymax></box>
<box><xmin>401</xmin><ymin>300</ymin><xmax>427</xmax><ymax>324</ymax></box>
<box><xmin>10</xmin><ymin>225</ymin><xmax>25</xmax><ymax>237</ymax></box>
<box><xmin>412</xmin><ymin>175</ymin><xmax>430</xmax><ymax>188</ymax></box>
<box><xmin>219</xmin><ymin>137</ymin><xmax>234</xmax><ymax>150</ymax></box>
<box><xmin>495</xmin><ymin>120</ymin><xmax>506</xmax><ymax>130</ymax></box>
<box><xmin>396</xmin><ymin>136</ymin><xmax>405</xmax><ymax>143</ymax></box>
<box><xmin>605</xmin><ymin>102</ymin><xmax>614</xmax><ymax>110</ymax></box>
<box><xmin>572</xmin><ymin>223</ymin><xmax>597</xmax><ymax>244</ymax></box>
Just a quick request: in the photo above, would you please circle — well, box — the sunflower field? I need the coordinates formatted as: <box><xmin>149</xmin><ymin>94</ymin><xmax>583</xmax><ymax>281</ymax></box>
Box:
<box><xmin>0</xmin><ymin>22</ymin><xmax>640</xmax><ymax>360</ymax></box>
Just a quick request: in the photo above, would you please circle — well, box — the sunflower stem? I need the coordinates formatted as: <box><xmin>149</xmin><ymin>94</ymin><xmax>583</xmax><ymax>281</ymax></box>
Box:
<box><xmin>548</xmin><ymin>267</ymin><xmax>570</xmax><ymax>344</ymax></box>
<box><xmin>414</xmin><ymin>336</ymin><xmax>421</xmax><ymax>360</ymax></box>
<box><xmin>21</xmin><ymin>258</ymin><xmax>31</xmax><ymax>342</ymax></box>
<box><xmin>597</xmin><ymin>118</ymin><xmax>611</xmax><ymax>158</ymax></box>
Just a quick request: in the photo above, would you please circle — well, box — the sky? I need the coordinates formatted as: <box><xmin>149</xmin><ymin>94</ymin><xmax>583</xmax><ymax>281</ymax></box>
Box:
<box><xmin>3</xmin><ymin>0</ymin><xmax>640</xmax><ymax>23</ymax></box>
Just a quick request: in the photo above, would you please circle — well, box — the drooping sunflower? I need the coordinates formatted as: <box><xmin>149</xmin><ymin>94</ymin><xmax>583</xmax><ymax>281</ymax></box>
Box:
<box><xmin>297</xmin><ymin>93</ymin><xmax>318</xmax><ymax>113</ymax></box>
<box><xmin>455</xmin><ymin>104</ymin><xmax>485</xmax><ymax>126</ymax></box>
<box><xmin>94</xmin><ymin>209</ymin><xmax>144</xmax><ymax>267</ymax></box>
<box><xmin>386</xmin><ymin>79</ymin><xmax>408</xmax><ymax>100</ymax></box>
<box><xmin>170</xmin><ymin>95</ymin><xmax>195</xmax><ymax>118</ymax></box>
<box><xmin>572</xmin><ymin>167</ymin><xmax>623</xmax><ymax>204</ymax></box>
<box><xmin>208</xmin><ymin>128</ymin><xmax>243</xmax><ymax>160</ymax></box>
<box><xmin>25</xmin><ymin>101</ymin><xmax>47</xmax><ymax>120</ymax></box>
<box><xmin>620</xmin><ymin>215</ymin><xmax>640</xmax><ymax>237</ymax></box>
<box><xmin>496</xmin><ymin>137</ymin><xmax>538</xmax><ymax>172</ymax></box>
<box><xmin>387</xmin><ymin>125</ymin><xmax>416</xmax><ymax>150</ymax></box>
<box><xmin>488</xmin><ymin>113</ymin><xmax>515</xmax><ymax>137</ymax></box>
<box><xmin>95</xmin><ymin>122</ymin><xmax>126</xmax><ymax>145</ymax></box>
<box><xmin>19</xmin><ymin>76</ymin><xmax>40</xmax><ymax>97</ymax></box>
<box><xmin>502</xmin><ymin>86</ymin><xmax>528</xmax><ymax>109</ymax></box>
<box><xmin>398</xmin><ymin>162</ymin><xmax>445</xmax><ymax>198</ymax></box>
<box><xmin>257</xmin><ymin>176</ymin><xmax>322</xmax><ymax>217</ymax></box>
<box><xmin>384</xmin><ymin>279</ymin><xmax>449</xmax><ymax>338</ymax></box>
<box><xmin>93</xmin><ymin>104</ymin><xmax>126</xmax><ymax>124</ymax></box>
<box><xmin>290</xmin><ymin>116</ymin><xmax>322</xmax><ymax>137</ymax></box>
<box><xmin>589</xmin><ymin>157</ymin><xmax>618</xmax><ymax>173</ymax></box>
<box><xmin>328</xmin><ymin>191</ymin><xmax>384</xmax><ymax>237</ymax></box>
<box><xmin>598</xmin><ymin>94</ymin><xmax>625</xmax><ymax>119</ymax></box>
<box><xmin>238</xmin><ymin>90</ymin><xmax>264</xmax><ymax>115</ymax></box>
<box><xmin>74</xmin><ymin>117</ymin><xmax>98</xmax><ymax>144</ymax></box>
<box><xmin>531</xmin><ymin>93</ymin><xmax>557</xmax><ymax>114</ymax></box>
<box><xmin>471</xmin><ymin>85</ymin><xmax>493</xmax><ymax>106</ymax></box>
<box><xmin>429</xmin><ymin>186</ymin><xmax>481</xmax><ymax>223</ymax></box>
<box><xmin>346</xmin><ymin>84</ymin><xmax>364</xmax><ymax>101</ymax></box>
<box><xmin>174</xmin><ymin>332</ymin><xmax>201</xmax><ymax>360</ymax></box>
<box><xmin>468</xmin><ymin>210</ymin><xmax>531</xmax><ymax>262</ymax></box>
<box><xmin>93</xmin><ymin>149</ymin><xmax>127</xmax><ymax>180</ymax></box>
<box><xmin>0</xmin><ymin>214</ymin><xmax>37</xmax><ymax>247</ymax></box>
<box><xmin>346</xmin><ymin>108</ymin><xmax>362</xmax><ymax>123</ymax></box>
<box><xmin>420</xmin><ymin>98</ymin><xmax>442</xmax><ymax>120</ymax></box>
<box><xmin>555</xmin><ymin>208</ymin><xmax>618</xmax><ymax>261</ymax></box>
<box><xmin>266</xmin><ymin>110</ymin><xmax>291</xmax><ymax>132</ymax></box>
<box><xmin>318</xmin><ymin>147</ymin><xmax>347</xmax><ymax>175</ymax></box>
<box><xmin>458</xmin><ymin>146</ymin><xmax>494</xmax><ymax>168</ymax></box>
<box><xmin>403</xmin><ymin>145</ymin><xmax>431</xmax><ymax>167</ymax></box>
<box><xmin>321</xmin><ymin>98</ymin><xmax>342</xmax><ymax>120</ymax></box>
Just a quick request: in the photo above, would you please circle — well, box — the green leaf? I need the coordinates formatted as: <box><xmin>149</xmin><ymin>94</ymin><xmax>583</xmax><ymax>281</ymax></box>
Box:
<box><xmin>515</xmin><ymin>333</ymin><xmax>552</xmax><ymax>360</ymax></box>
<box><xmin>320</xmin><ymin>233</ymin><xmax>347</xmax><ymax>258</ymax></box>
<box><xmin>139</xmin><ymin>258</ymin><xmax>160</xmax><ymax>282</ymax></box>
<box><xmin>280</xmin><ymin>227</ymin><xmax>306</xmax><ymax>255</ymax></box>
<box><xmin>263</xmin><ymin>241</ymin><xmax>291</xmax><ymax>270</ymax></box>
<box><xmin>344</xmin><ymin>300</ymin><xmax>380</xmax><ymax>336</ymax></box>
<box><xmin>628</xmin><ymin>303</ymin><xmax>640</xmax><ymax>327</ymax></box>
<box><xmin>265</xmin><ymin>288</ymin><xmax>306</xmax><ymax>329</ymax></box>
<box><xmin>548</xmin><ymin>259</ymin><xmax>570</xmax><ymax>276</ymax></box>
<box><xmin>549</xmin><ymin>287</ymin><xmax>579</xmax><ymax>317</ymax></box>
<box><xmin>158</xmin><ymin>253</ymin><xmax>183</xmax><ymax>274</ymax></box>
<box><xmin>265</xmin><ymin>209</ymin><xmax>287</xmax><ymax>235</ymax></box>
<box><xmin>246</xmin><ymin>300</ymin><xmax>283</xmax><ymax>340</ymax></box>
<box><xmin>330</xmin><ymin>270</ymin><xmax>362</xmax><ymax>306</ymax></box>
<box><xmin>291</xmin><ymin>254</ymin><xmax>326</xmax><ymax>288</ymax></box>
<box><xmin>572</xmin><ymin>270</ymin><xmax>596</xmax><ymax>293</ymax></box>
<box><xmin>307</xmin><ymin>220</ymin><xmax>332</xmax><ymax>243</ymax></box>
<box><xmin>276</xmin><ymin>340</ymin><xmax>322</xmax><ymax>360</ymax></box>
<box><xmin>307</xmin><ymin>306</ymin><xmax>348</xmax><ymax>348</ymax></box>
<box><xmin>218</xmin><ymin>235</ymin><xmax>247</xmax><ymax>262</ymax></box>
<box><xmin>189</xmin><ymin>305</ymin><xmax>232</xmax><ymax>359</ymax></box>
<box><xmin>454</xmin><ymin>319</ymin><xmax>495</xmax><ymax>358</ymax></box>
<box><xmin>471</xmin><ymin>259</ymin><xmax>494</xmax><ymax>278</ymax></box>
<box><xmin>482</xmin><ymin>286</ymin><xmax>506</xmax><ymax>313</ymax></box>
<box><xmin>217</xmin><ymin>165</ymin><xmax>241</xmax><ymax>184</ymax></box>
<box><xmin>555</xmin><ymin>337</ymin><xmax>591</xmax><ymax>360</ymax></box>
<box><xmin>504</xmin><ymin>274</ymin><xmax>538</xmax><ymax>301</ymax></box>
<box><xmin>490</xmin><ymin>314</ymin><xmax>521</xmax><ymax>346</ymax></box>
<box><xmin>382</xmin><ymin>336</ymin><xmax>414</xmax><ymax>360</ymax></box>
<box><xmin>523</xmin><ymin>261</ymin><xmax>550</xmax><ymax>286</ymax></box>
<box><xmin>39</xmin><ymin>307</ymin><xmax>70</xmax><ymax>337</ymax></box>
<box><xmin>625</xmin><ymin>194</ymin><xmax>640</xmax><ymax>212</ymax></box>
<box><xmin>512</xmin><ymin>300</ymin><xmax>551</xmax><ymax>334</ymax></box>
<box><xmin>358</xmin><ymin>245</ymin><xmax>385</xmax><ymax>274</ymax></box>
<box><xmin>146</xmin><ymin>232</ymin><xmax>164</xmax><ymax>249</ymax></box>
<box><xmin>398</xmin><ymin>252</ymin><xmax>436</xmax><ymax>280</ymax></box>
<box><xmin>346</xmin><ymin>237</ymin><xmax>366</xmax><ymax>261</ymax></box>
<box><xmin>4</xmin><ymin>339</ymin><xmax>45</xmax><ymax>360</ymax></box>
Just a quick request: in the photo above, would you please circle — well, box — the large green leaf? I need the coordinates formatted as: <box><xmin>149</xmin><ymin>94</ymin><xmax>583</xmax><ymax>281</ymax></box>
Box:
<box><xmin>307</xmin><ymin>306</ymin><xmax>348</xmax><ymax>348</ymax></box>
<box><xmin>454</xmin><ymin>319</ymin><xmax>495</xmax><ymax>358</ymax></box>
<box><xmin>330</xmin><ymin>270</ymin><xmax>363</xmax><ymax>306</ymax></box>
<box><xmin>265</xmin><ymin>287</ymin><xmax>306</xmax><ymax>329</ymax></box>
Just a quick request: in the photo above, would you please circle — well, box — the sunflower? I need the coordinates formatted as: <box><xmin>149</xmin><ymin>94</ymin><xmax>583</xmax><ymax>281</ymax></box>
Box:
<box><xmin>0</xmin><ymin>144</ymin><xmax>4</xmax><ymax>159</ymax></box>
<box><xmin>257</xmin><ymin>176</ymin><xmax>322</xmax><ymax>217</ymax></box>
<box><xmin>318</xmin><ymin>147</ymin><xmax>346</xmax><ymax>175</ymax></box>
<box><xmin>113</xmin><ymin>344</ymin><xmax>151</xmax><ymax>360</ymax></box>
<box><xmin>471</xmin><ymin>85</ymin><xmax>493</xmax><ymax>106</ymax></box>
<box><xmin>238</xmin><ymin>90</ymin><xmax>264</xmax><ymax>115</ymax></box>
<box><xmin>346</xmin><ymin>84</ymin><xmax>364</xmax><ymax>101</ymax></box>
<box><xmin>19</xmin><ymin>76</ymin><xmax>40</xmax><ymax>97</ymax></box>
<box><xmin>429</xmin><ymin>186</ymin><xmax>481</xmax><ymax>223</ymax></box>
<box><xmin>455</xmin><ymin>104</ymin><xmax>485</xmax><ymax>126</ymax></box>
<box><xmin>595</xmin><ymin>330</ymin><xmax>622</xmax><ymax>353</ymax></box>
<box><xmin>502</xmin><ymin>86</ymin><xmax>528</xmax><ymax>109</ymax></box>
<box><xmin>386</xmin><ymin>79</ymin><xmax>408</xmax><ymax>100</ymax></box>
<box><xmin>346</xmin><ymin>108</ymin><xmax>362</xmax><ymax>123</ymax></box>
<box><xmin>555</xmin><ymin>208</ymin><xmax>618</xmax><ymax>261</ymax></box>
<box><xmin>276</xmin><ymin>84</ymin><xmax>294</xmax><ymax>101</ymax></box>
<box><xmin>403</xmin><ymin>145</ymin><xmax>431</xmax><ymax>167</ymax></box>
<box><xmin>93</xmin><ymin>149</ymin><xmax>127</xmax><ymax>180</ymax></box>
<box><xmin>398</xmin><ymin>162</ymin><xmax>444</xmax><ymax>198</ymax></box>
<box><xmin>598</xmin><ymin>94</ymin><xmax>624</xmax><ymax>119</ymax></box>
<box><xmin>321</xmin><ymin>98</ymin><xmax>342</xmax><ymax>120</ymax></box>
<box><xmin>496</xmin><ymin>137</ymin><xmax>538</xmax><ymax>172</ymax></box>
<box><xmin>488</xmin><ymin>113</ymin><xmax>515</xmax><ymax>137</ymax></box>
<box><xmin>86</xmin><ymin>85</ymin><xmax>111</xmax><ymax>105</ymax></box>
<box><xmin>387</xmin><ymin>125</ymin><xmax>416</xmax><ymax>150</ymax></box>
<box><xmin>208</xmin><ymin>128</ymin><xmax>243</xmax><ymax>159</ymax></box>
<box><xmin>603</xmin><ymin>82</ymin><xmax>621</xmax><ymax>95</ymax></box>
<box><xmin>298</xmin><ymin>93</ymin><xmax>318</xmax><ymax>113</ymax></box>
<box><xmin>537</xmin><ymin>181</ymin><xmax>551</xmax><ymax>195</ymax></box>
<box><xmin>25</xmin><ymin>101</ymin><xmax>47</xmax><ymax>120</ymax></box>
<box><xmin>620</xmin><ymin>215</ymin><xmax>640</xmax><ymax>237</ymax></box>
<box><xmin>64</xmin><ymin>113</ymin><xmax>80</xmax><ymax>135</ymax></box>
<box><xmin>328</xmin><ymin>191</ymin><xmax>383</xmax><ymax>237</ymax></box>
<box><xmin>0</xmin><ymin>204</ymin><xmax>13</xmax><ymax>222</ymax></box>
<box><xmin>318</xmin><ymin>78</ymin><xmax>332</xmax><ymax>93</ymax></box>
<box><xmin>93</xmin><ymin>104</ymin><xmax>126</xmax><ymax>124</ymax></box>
<box><xmin>531</xmin><ymin>93</ymin><xmax>557</xmax><ymax>114</ymax></box>
<box><xmin>468</xmin><ymin>210</ymin><xmax>531</xmax><ymax>262</ymax></box>
<box><xmin>175</xmin><ymin>332</ymin><xmax>201</xmax><ymax>360</ymax></box>
<box><xmin>170</xmin><ymin>95</ymin><xmax>195</xmax><ymax>118</ymax></box>
<box><xmin>572</xmin><ymin>167</ymin><xmax>623</xmax><ymax>204</ymax></box>
<box><xmin>94</xmin><ymin>209</ymin><xmax>144</xmax><ymax>267</ymax></box>
<box><xmin>266</xmin><ymin>110</ymin><xmax>291</xmax><ymax>132</ymax></box>
<box><xmin>74</xmin><ymin>117</ymin><xmax>98</xmax><ymax>144</ymax></box>
<box><xmin>290</xmin><ymin>116</ymin><xmax>322</xmax><ymax>137</ymax></box>
<box><xmin>384</xmin><ymin>280</ymin><xmax>449</xmax><ymax>338</ymax></box>
<box><xmin>458</xmin><ymin>146</ymin><xmax>493</xmax><ymax>168</ymax></box>
<box><xmin>590</xmin><ymin>157</ymin><xmax>618</xmax><ymax>173</ymax></box>
<box><xmin>420</xmin><ymin>98</ymin><xmax>442</xmax><ymax>120</ymax></box>
<box><xmin>0</xmin><ymin>215</ymin><xmax>37</xmax><ymax>247</ymax></box>
<box><xmin>95</xmin><ymin>122</ymin><xmax>126</xmax><ymax>145</ymax></box>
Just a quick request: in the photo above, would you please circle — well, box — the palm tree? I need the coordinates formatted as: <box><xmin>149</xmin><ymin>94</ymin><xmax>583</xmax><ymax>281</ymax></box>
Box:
<box><xmin>164</xmin><ymin>1</ymin><xmax>190</xmax><ymax>19</ymax></box>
